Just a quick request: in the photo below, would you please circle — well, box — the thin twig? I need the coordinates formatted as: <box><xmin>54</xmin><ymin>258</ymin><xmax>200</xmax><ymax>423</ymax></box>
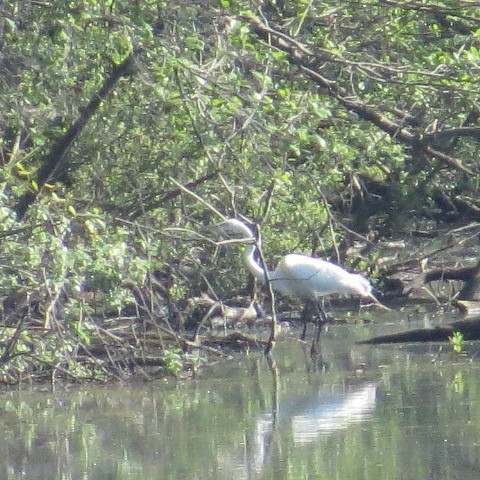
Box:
<box><xmin>169</xmin><ymin>177</ymin><xmax>226</xmax><ymax>220</ymax></box>
<box><xmin>253</xmin><ymin>225</ymin><xmax>278</xmax><ymax>355</ymax></box>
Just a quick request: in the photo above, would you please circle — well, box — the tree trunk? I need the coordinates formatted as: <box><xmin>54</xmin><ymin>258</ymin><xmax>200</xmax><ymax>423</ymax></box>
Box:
<box><xmin>15</xmin><ymin>54</ymin><xmax>136</xmax><ymax>220</ymax></box>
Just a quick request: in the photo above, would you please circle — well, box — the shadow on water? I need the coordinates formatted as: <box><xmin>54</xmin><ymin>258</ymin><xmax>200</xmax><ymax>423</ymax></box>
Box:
<box><xmin>2</xmin><ymin>309</ymin><xmax>480</xmax><ymax>479</ymax></box>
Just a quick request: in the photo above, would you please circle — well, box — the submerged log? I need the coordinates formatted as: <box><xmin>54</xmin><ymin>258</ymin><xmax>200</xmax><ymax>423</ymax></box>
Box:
<box><xmin>360</xmin><ymin>317</ymin><xmax>480</xmax><ymax>344</ymax></box>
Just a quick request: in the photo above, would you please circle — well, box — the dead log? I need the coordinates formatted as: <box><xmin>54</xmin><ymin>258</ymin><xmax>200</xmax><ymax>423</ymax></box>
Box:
<box><xmin>403</xmin><ymin>259</ymin><xmax>480</xmax><ymax>301</ymax></box>
<box><xmin>422</xmin><ymin>265</ymin><xmax>478</xmax><ymax>283</ymax></box>
<box><xmin>359</xmin><ymin>317</ymin><xmax>480</xmax><ymax>344</ymax></box>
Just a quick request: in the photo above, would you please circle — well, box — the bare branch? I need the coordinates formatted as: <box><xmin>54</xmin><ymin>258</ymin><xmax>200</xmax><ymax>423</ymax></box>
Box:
<box><xmin>420</xmin><ymin>126</ymin><xmax>480</xmax><ymax>145</ymax></box>
<box><xmin>245</xmin><ymin>15</ymin><xmax>475</xmax><ymax>176</ymax></box>
<box><xmin>379</xmin><ymin>0</ymin><xmax>480</xmax><ymax>25</ymax></box>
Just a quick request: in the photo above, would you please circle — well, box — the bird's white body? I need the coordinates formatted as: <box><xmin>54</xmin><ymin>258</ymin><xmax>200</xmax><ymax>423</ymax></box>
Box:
<box><xmin>267</xmin><ymin>254</ymin><xmax>372</xmax><ymax>300</ymax></box>
<box><xmin>218</xmin><ymin>218</ymin><xmax>375</xmax><ymax>303</ymax></box>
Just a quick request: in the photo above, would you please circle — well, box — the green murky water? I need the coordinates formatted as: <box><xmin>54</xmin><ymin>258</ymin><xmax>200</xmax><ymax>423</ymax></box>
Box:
<box><xmin>1</xmin><ymin>311</ymin><xmax>480</xmax><ymax>479</ymax></box>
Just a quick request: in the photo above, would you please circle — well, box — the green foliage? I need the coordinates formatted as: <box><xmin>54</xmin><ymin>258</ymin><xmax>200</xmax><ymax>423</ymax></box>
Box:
<box><xmin>160</xmin><ymin>349</ymin><xmax>185</xmax><ymax>376</ymax></box>
<box><xmin>449</xmin><ymin>331</ymin><xmax>465</xmax><ymax>354</ymax></box>
<box><xmin>0</xmin><ymin>0</ymin><xmax>479</xmax><ymax>381</ymax></box>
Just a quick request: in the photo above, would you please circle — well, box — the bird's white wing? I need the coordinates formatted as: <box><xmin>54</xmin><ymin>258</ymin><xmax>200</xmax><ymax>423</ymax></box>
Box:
<box><xmin>271</xmin><ymin>254</ymin><xmax>358</xmax><ymax>297</ymax></box>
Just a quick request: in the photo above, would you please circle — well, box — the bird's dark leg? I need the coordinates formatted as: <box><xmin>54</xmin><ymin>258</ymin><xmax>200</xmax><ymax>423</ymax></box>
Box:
<box><xmin>314</xmin><ymin>301</ymin><xmax>328</xmax><ymax>335</ymax></box>
<box><xmin>301</xmin><ymin>300</ymin><xmax>330</xmax><ymax>342</ymax></box>
<box><xmin>299</xmin><ymin>300</ymin><xmax>315</xmax><ymax>340</ymax></box>
<box><xmin>310</xmin><ymin>301</ymin><xmax>329</xmax><ymax>356</ymax></box>
<box><xmin>300</xmin><ymin>304</ymin><xmax>308</xmax><ymax>340</ymax></box>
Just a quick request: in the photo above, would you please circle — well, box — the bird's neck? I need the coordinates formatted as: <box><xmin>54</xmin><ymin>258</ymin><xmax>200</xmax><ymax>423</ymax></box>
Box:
<box><xmin>243</xmin><ymin>244</ymin><xmax>270</xmax><ymax>283</ymax></box>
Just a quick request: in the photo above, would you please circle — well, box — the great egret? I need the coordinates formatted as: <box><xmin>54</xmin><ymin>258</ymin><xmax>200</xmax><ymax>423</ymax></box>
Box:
<box><xmin>216</xmin><ymin>218</ymin><xmax>387</xmax><ymax>336</ymax></box>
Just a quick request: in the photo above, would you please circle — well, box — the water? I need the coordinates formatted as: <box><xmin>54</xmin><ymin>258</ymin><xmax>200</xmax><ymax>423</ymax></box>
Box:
<box><xmin>1</xmin><ymin>311</ymin><xmax>480</xmax><ymax>479</ymax></box>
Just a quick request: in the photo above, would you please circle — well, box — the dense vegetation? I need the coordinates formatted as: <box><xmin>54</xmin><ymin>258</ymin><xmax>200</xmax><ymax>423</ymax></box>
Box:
<box><xmin>1</xmin><ymin>0</ymin><xmax>479</xmax><ymax>383</ymax></box>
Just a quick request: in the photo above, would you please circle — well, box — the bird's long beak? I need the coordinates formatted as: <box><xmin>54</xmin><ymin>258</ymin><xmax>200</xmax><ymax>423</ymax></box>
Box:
<box><xmin>366</xmin><ymin>293</ymin><xmax>391</xmax><ymax>311</ymax></box>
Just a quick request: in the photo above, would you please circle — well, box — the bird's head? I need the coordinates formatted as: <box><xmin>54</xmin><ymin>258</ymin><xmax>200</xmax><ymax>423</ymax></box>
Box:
<box><xmin>350</xmin><ymin>274</ymin><xmax>391</xmax><ymax>310</ymax></box>
<box><xmin>216</xmin><ymin>218</ymin><xmax>255</xmax><ymax>242</ymax></box>
<box><xmin>350</xmin><ymin>274</ymin><xmax>373</xmax><ymax>298</ymax></box>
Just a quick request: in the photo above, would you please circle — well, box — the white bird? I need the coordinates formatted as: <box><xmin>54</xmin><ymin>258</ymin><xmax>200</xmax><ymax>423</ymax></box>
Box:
<box><xmin>216</xmin><ymin>218</ymin><xmax>387</xmax><ymax>336</ymax></box>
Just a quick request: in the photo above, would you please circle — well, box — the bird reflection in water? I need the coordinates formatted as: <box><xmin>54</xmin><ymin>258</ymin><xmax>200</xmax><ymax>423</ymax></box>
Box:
<box><xmin>249</xmin><ymin>381</ymin><xmax>378</xmax><ymax>474</ymax></box>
